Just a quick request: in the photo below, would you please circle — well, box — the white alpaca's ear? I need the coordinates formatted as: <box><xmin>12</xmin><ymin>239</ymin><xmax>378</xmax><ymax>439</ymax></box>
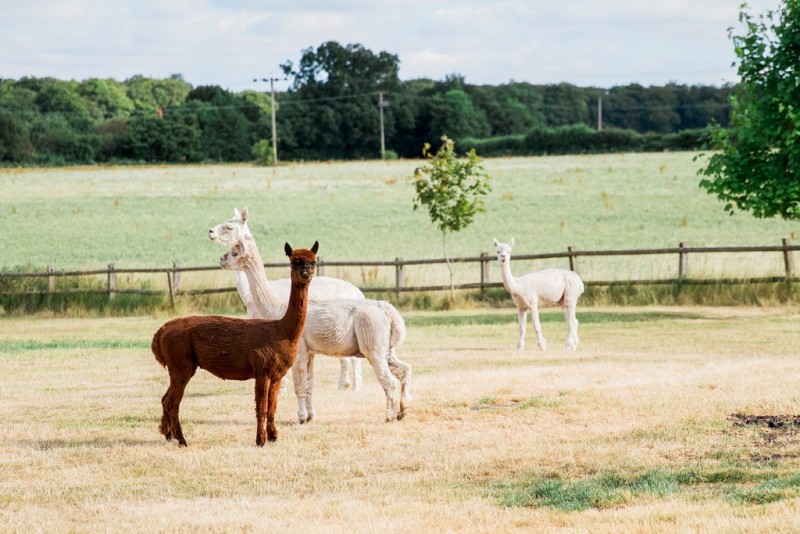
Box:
<box><xmin>509</xmin><ymin>237</ymin><xmax>515</xmax><ymax>247</ymax></box>
<box><xmin>493</xmin><ymin>237</ymin><xmax>498</xmax><ymax>247</ymax></box>
<box><xmin>233</xmin><ymin>207</ymin><xmax>241</xmax><ymax>219</ymax></box>
<box><xmin>241</xmin><ymin>207</ymin><xmax>249</xmax><ymax>224</ymax></box>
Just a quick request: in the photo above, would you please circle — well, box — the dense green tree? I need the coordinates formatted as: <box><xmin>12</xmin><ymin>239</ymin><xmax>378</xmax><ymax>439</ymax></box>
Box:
<box><xmin>468</xmin><ymin>82</ymin><xmax>543</xmax><ymax>136</ymax></box>
<box><xmin>425</xmin><ymin>89</ymin><xmax>491</xmax><ymax>143</ymax></box>
<box><xmin>125</xmin><ymin>74</ymin><xmax>192</xmax><ymax>114</ymax></box>
<box><xmin>78</xmin><ymin>78</ymin><xmax>134</xmax><ymax>119</ymax></box>
<box><xmin>127</xmin><ymin>110</ymin><xmax>201</xmax><ymax>162</ymax></box>
<box><xmin>0</xmin><ymin>114</ymin><xmax>32</xmax><ymax>162</ymax></box>
<box><xmin>541</xmin><ymin>83</ymin><xmax>592</xmax><ymax>127</ymax></box>
<box><xmin>699</xmin><ymin>0</ymin><xmax>800</xmax><ymax>220</ymax></box>
<box><xmin>279</xmin><ymin>41</ymin><xmax>405</xmax><ymax>159</ymax></box>
<box><xmin>185</xmin><ymin>86</ymin><xmax>254</xmax><ymax>161</ymax></box>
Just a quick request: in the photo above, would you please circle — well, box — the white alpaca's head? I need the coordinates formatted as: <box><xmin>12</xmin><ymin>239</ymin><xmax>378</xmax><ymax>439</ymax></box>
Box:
<box><xmin>219</xmin><ymin>239</ymin><xmax>251</xmax><ymax>271</ymax></box>
<box><xmin>209</xmin><ymin>207</ymin><xmax>253</xmax><ymax>246</ymax></box>
<box><xmin>493</xmin><ymin>237</ymin><xmax>515</xmax><ymax>264</ymax></box>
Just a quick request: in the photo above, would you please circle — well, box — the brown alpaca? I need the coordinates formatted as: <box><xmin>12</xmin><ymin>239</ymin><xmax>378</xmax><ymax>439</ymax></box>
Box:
<box><xmin>151</xmin><ymin>241</ymin><xmax>317</xmax><ymax>447</ymax></box>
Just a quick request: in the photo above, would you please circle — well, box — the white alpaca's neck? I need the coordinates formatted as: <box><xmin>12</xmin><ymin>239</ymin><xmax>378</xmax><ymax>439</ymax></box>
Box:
<box><xmin>240</xmin><ymin>239</ymin><xmax>286</xmax><ymax>319</ymax></box>
<box><xmin>499</xmin><ymin>257</ymin><xmax>522</xmax><ymax>295</ymax></box>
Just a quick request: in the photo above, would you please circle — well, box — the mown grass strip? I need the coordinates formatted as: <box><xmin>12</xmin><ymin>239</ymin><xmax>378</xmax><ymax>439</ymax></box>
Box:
<box><xmin>405</xmin><ymin>310</ymin><xmax>703</xmax><ymax>328</ymax></box>
<box><xmin>0</xmin><ymin>339</ymin><xmax>150</xmax><ymax>352</ymax></box>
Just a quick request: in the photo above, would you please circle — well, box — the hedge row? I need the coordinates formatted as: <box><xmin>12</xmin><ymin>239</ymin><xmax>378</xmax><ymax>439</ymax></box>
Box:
<box><xmin>461</xmin><ymin>125</ymin><xmax>711</xmax><ymax>157</ymax></box>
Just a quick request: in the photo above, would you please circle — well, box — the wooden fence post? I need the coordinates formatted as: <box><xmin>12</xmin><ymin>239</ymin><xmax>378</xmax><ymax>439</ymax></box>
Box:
<box><xmin>480</xmin><ymin>252</ymin><xmax>490</xmax><ymax>293</ymax></box>
<box><xmin>46</xmin><ymin>265</ymin><xmax>55</xmax><ymax>306</ymax></box>
<box><xmin>395</xmin><ymin>258</ymin><xmax>404</xmax><ymax>299</ymax></box>
<box><xmin>567</xmin><ymin>246</ymin><xmax>579</xmax><ymax>274</ymax></box>
<box><xmin>172</xmin><ymin>261</ymin><xmax>181</xmax><ymax>293</ymax></box>
<box><xmin>107</xmin><ymin>263</ymin><xmax>116</xmax><ymax>300</ymax></box>
<box><xmin>678</xmin><ymin>242</ymin><xmax>689</xmax><ymax>279</ymax></box>
<box><xmin>166</xmin><ymin>269</ymin><xmax>175</xmax><ymax>308</ymax></box>
<box><xmin>783</xmin><ymin>237</ymin><xmax>795</xmax><ymax>281</ymax></box>
<box><xmin>46</xmin><ymin>265</ymin><xmax>55</xmax><ymax>293</ymax></box>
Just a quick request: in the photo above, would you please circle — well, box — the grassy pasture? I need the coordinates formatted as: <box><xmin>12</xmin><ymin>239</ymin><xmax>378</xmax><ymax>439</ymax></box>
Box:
<box><xmin>2</xmin><ymin>306</ymin><xmax>800</xmax><ymax>531</ymax></box>
<box><xmin>2</xmin><ymin>153</ymin><xmax>799</xmax><ymax>294</ymax></box>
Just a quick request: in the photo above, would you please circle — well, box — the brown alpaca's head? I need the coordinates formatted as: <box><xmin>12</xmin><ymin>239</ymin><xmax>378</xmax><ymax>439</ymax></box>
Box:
<box><xmin>284</xmin><ymin>241</ymin><xmax>318</xmax><ymax>284</ymax></box>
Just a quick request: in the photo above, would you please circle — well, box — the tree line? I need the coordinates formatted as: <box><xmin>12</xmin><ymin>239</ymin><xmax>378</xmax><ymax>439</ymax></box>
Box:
<box><xmin>0</xmin><ymin>41</ymin><xmax>733</xmax><ymax>165</ymax></box>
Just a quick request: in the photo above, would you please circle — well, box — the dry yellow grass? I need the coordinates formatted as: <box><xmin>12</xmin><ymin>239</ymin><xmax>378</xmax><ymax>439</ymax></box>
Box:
<box><xmin>2</xmin><ymin>306</ymin><xmax>800</xmax><ymax>532</ymax></box>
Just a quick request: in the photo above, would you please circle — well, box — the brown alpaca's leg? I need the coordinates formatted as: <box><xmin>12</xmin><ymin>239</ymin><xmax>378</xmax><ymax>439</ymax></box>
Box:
<box><xmin>165</xmin><ymin>374</ymin><xmax>192</xmax><ymax>447</ymax></box>
<box><xmin>159</xmin><ymin>386</ymin><xmax>173</xmax><ymax>440</ymax></box>
<box><xmin>254</xmin><ymin>377</ymin><xmax>269</xmax><ymax>447</ymax></box>
<box><xmin>266</xmin><ymin>378</ymin><xmax>283</xmax><ymax>442</ymax></box>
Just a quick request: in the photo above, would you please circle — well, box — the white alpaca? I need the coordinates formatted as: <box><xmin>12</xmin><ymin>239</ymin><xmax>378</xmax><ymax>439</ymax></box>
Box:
<box><xmin>209</xmin><ymin>207</ymin><xmax>363</xmax><ymax>391</ymax></box>
<box><xmin>493</xmin><ymin>238</ymin><xmax>585</xmax><ymax>351</ymax></box>
<box><xmin>220</xmin><ymin>237</ymin><xmax>412</xmax><ymax>423</ymax></box>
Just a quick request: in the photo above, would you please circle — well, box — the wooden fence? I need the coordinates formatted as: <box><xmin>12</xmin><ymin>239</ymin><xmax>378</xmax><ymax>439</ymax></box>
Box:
<box><xmin>1</xmin><ymin>238</ymin><xmax>797</xmax><ymax>306</ymax></box>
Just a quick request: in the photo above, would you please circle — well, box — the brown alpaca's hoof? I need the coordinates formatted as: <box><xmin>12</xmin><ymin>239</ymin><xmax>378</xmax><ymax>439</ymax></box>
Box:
<box><xmin>397</xmin><ymin>410</ymin><xmax>406</xmax><ymax>421</ymax></box>
<box><xmin>178</xmin><ymin>441</ymin><xmax>187</xmax><ymax>448</ymax></box>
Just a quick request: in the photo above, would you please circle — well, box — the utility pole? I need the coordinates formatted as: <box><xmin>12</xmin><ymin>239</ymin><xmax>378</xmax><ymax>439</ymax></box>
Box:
<box><xmin>597</xmin><ymin>96</ymin><xmax>603</xmax><ymax>131</ymax></box>
<box><xmin>378</xmin><ymin>91</ymin><xmax>389</xmax><ymax>160</ymax></box>
<box><xmin>254</xmin><ymin>76</ymin><xmax>282</xmax><ymax>165</ymax></box>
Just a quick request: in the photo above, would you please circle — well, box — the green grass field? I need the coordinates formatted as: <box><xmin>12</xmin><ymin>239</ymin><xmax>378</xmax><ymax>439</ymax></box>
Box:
<box><xmin>2</xmin><ymin>152</ymin><xmax>798</xmax><ymax>267</ymax></box>
<box><xmin>2</xmin><ymin>307</ymin><xmax>800</xmax><ymax>531</ymax></box>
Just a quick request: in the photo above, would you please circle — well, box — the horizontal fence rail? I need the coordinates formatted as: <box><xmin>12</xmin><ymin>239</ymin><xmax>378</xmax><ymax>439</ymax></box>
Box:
<box><xmin>1</xmin><ymin>238</ymin><xmax>797</xmax><ymax>305</ymax></box>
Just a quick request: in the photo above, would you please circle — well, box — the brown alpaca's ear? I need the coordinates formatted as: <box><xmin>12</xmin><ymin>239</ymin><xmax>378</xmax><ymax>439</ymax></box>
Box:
<box><xmin>311</xmin><ymin>241</ymin><xmax>319</xmax><ymax>254</ymax></box>
<box><xmin>285</xmin><ymin>243</ymin><xmax>293</xmax><ymax>257</ymax></box>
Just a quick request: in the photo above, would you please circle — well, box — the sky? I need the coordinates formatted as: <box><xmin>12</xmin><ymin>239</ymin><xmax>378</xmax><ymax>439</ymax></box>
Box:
<box><xmin>0</xmin><ymin>0</ymin><xmax>784</xmax><ymax>93</ymax></box>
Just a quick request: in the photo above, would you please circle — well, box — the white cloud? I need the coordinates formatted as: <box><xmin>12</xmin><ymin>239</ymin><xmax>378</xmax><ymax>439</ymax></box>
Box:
<box><xmin>0</xmin><ymin>0</ymin><xmax>783</xmax><ymax>90</ymax></box>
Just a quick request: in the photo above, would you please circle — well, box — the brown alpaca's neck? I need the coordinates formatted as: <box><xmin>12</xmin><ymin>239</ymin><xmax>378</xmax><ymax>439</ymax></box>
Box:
<box><xmin>278</xmin><ymin>277</ymin><xmax>311</xmax><ymax>347</ymax></box>
<box><xmin>241</xmin><ymin>238</ymin><xmax>285</xmax><ymax>318</ymax></box>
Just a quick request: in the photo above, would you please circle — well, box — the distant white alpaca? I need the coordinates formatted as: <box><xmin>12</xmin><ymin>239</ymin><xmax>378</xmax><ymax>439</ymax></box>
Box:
<box><xmin>493</xmin><ymin>238</ymin><xmax>585</xmax><ymax>351</ymax></box>
<box><xmin>221</xmin><ymin>237</ymin><xmax>412</xmax><ymax>423</ymax></box>
<box><xmin>209</xmin><ymin>207</ymin><xmax>364</xmax><ymax>391</ymax></box>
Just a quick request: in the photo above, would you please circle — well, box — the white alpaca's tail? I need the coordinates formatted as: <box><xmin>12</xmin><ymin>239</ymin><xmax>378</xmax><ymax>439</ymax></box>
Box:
<box><xmin>377</xmin><ymin>300</ymin><xmax>406</xmax><ymax>348</ymax></box>
<box><xmin>565</xmin><ymin>271</ymin><xmax>585</xmax><ymax>302</ymax></box>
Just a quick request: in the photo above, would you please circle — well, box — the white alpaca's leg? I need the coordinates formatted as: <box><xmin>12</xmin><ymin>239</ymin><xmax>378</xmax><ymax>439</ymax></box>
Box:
<box><xmin>563</xmin><ymin>304</ymin><xmax>579</xmax><ymax>350</ymax></box>
<box><xmin>517</xmin><ymin>309</ymin><xmax>528</xmax><ymax>350</ymax></box>
<box><xmin>531</xmin><ymin>305</ymin><xmax>547</xmax><ymax>351</ymax></box>
<box><xmin>305</xmin><ymin>353</ymin><xmax>317</xmax><ymax>421</ymax></box>
<box><xmin>387</xmin><ymin>350</ymin><xmax>412</xmax><ymax>418</ymax></box>
<box><xmin>352</xmin><ymin>358</ymin><xmax>363</xmax><ymax>392</ymax></box>
<box><xmin>338</xmin><ymin>358</ymin><xmax>352</xmax><ymax>390</ymax></box>
<box><xmin>292</xmin><ymin>348</ymin><xmax>309</xmax><ymax>424</ymax></box>
<box><xmin>364</xmin><ymin>350</ymin><xmax>401</xmax><ymax>422</ymax></box>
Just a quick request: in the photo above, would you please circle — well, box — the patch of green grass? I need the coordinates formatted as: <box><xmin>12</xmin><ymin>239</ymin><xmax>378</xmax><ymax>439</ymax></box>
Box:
<box><xmin>498</xmin><ymin>471</ymin><xmax>679</xmax><ymax>511</ymax></box>
<box><xmin>496</xmin><ymin>467</ymin><xmax>800</xmax><ymax>511</ymax></box>
<box><xmin>515</xmin><ymin>394</ymin><xmax>563</xmax><ymax>410</ymax></box>
<box><xmin>725</xmin><ymin>474</ymin><xmax>800</xmax><ymax>505</ymax></box>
